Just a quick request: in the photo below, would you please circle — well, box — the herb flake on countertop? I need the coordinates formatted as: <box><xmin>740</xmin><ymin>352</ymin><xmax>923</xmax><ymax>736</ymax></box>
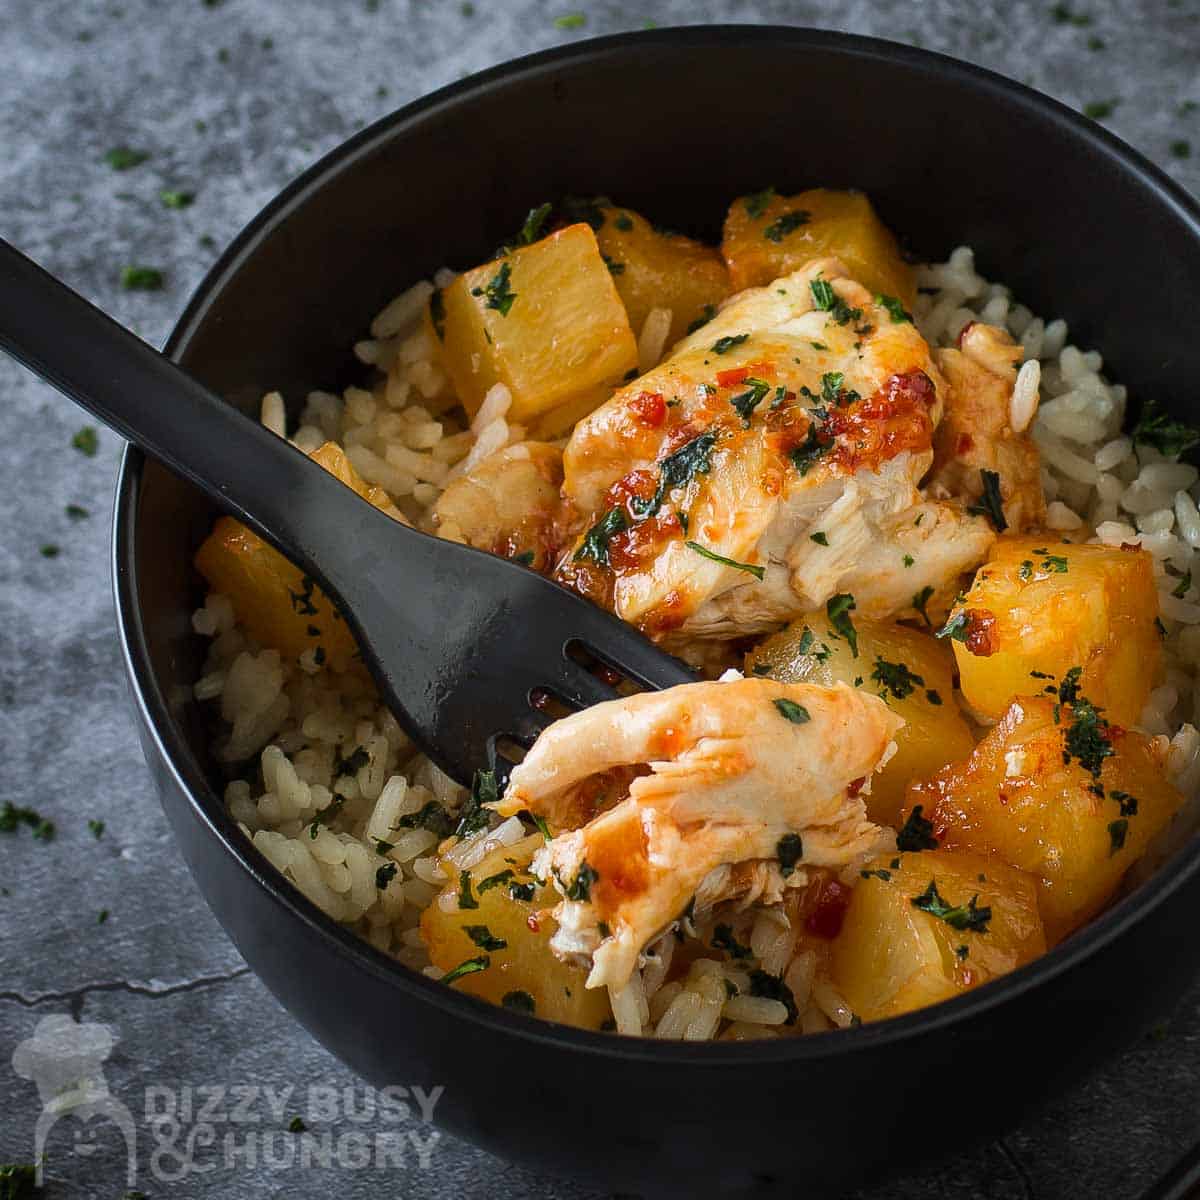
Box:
<box><xmin>553</xmin><ymin>12</ymin><xmax>586</xmax><ymax>29</ymax></box>
<box><xmin>1083</xmin><ymin>98</ymin><xmax>1119</xmax><ymax>120</ymax></box>
<box><xmin>105</xmin><ymin>146</ymin><xmax>149</xmax><ymax>170</ymax></box>
<box><xmin>88</xmin><ymin>818</ymin><xmax>105</xmax><ymax>839</ymax></box>
<box><xmin>66</xmin><ymin>503</ymin><xmax>90</xmax><ymax>519</ymax></box>
<box><xmin>0</xmin><ymin>802</ymin><xmax>55</xmax><ymax>842</ymax></box>
<box><xmin>72</xmin><ymin>426</ymin><xmax>99</xmax><ymax>456</ymax></box>
<box><xmin>120</xmin><ymin>266</ymin><xmax>164</xmax><ymax>291</ymax></box>
<box><xmin>288</xmin><ymin>1116</ymin><xmax>307</xmax><ymax>1133</ymax></box>
<box><xmin>160</xmin><ymin>189</ymin><xmax>195</xmax><ymax>209</ymax></box>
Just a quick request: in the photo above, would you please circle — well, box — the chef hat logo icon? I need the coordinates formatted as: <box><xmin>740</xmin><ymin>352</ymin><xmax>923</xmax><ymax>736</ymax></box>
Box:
<box><xmin>12</xmin><ymin>1014</ymin><xmax>137</xmax><ymax>1186</ymax></box>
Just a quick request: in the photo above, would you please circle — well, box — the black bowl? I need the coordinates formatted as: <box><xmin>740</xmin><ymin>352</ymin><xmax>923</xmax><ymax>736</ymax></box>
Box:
<box><xmin>113</xmin><ymin>26</ymin><xmax>1200</xmax><ymax>1197</ymax></box>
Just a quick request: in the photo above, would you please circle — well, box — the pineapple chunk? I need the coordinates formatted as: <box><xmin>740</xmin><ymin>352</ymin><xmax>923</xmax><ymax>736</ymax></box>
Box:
<box><xmin>722</xmin><ymin>188</ymin><xmax>915</xmax><ymax>308</ymax></box>
<box><xmin>194</xmin><ymin>441</ymin><xmax>402</xmax><ymax>671</ymax></box>
<box><xmin>421</xmin><ymin>834</ymin><xmax>611</xmax><ymax>1029</ymax></box>
<box><xmin>591</xmin><ymin>203</ymin><xmax>730</xmax><ymax>346</ymax></box>
<box><xmin>831</xmin><ymin>848</ymin><xmax>1046</xmax><ymax>1022</ymax></box>
<box><xmin>909</xmin><ymin>696</ymin><xmax>1183</xmax><ymax>943</ymax></box>
<box><xmin>436</xmin><ymin>223</ymin><xmax>637</xmax><ymax>437</ymax></box>
<box><xmin>745</xmin><ymin>615</ymin><xmax>975</xmax><ymax>828</ymax></box>
<box><xmin>947</xmin><ymin>536</ymin><xmax>1161</xmax><ymax>727</ymax></box>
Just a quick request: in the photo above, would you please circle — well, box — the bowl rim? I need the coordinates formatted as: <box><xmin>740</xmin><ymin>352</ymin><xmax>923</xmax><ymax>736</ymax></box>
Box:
<box><xmin>114</xmin><ymin>22</ymin><xmax>1200</xmax><ymax>1065</ymax></box>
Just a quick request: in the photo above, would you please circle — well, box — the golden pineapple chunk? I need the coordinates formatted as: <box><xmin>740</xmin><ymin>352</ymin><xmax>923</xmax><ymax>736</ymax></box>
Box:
<box><xmin>831</xmin><ymin>848</ymin><xmax>1046</xmax><ymax>1022</ymax></box>
<box><xmin>194</xmin><ymin>441</ymin><xmax>402</xmax><ymax>671</ymax></box>
<box><xmin>721</xmin><ymin>188</ymin><xmax>915</xmax><ymax>308</ymax></box>
<box><xmin>910</xmin><ymin>696</ymin><xmax>1183</xmax><ymax>944</ymax></box>
<box><xmin>745</xmin><ymin>615</ymin><xmax>975</xmax><ymax>828</ymax></box>
<box><xmin>591</xmin><ymin>203</ymin><xmax>730</xmax><ymax>346</ymax></box>
<box><xmin>947</xmin><ymin>536</ymin><xmax>1161</xmax><ymax>727</ymax></box>
<box><xmin>421</xmin><ymin>834</ymin><xmax>611</xmax><ymax>1029</ymax></box>
<box><xmin>435</xmin><ymin>223</ymin><xmax>637</xmax><ymax>436</ymax></box>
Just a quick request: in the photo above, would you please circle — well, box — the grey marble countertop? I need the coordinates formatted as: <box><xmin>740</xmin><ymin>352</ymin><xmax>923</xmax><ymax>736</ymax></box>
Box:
<box><xmin>2</xmin><ymin>1</ymin><xmax>1199</xmax><ymax>1196</ymax></box>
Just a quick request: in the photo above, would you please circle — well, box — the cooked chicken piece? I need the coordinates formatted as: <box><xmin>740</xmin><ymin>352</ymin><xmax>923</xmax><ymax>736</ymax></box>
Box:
<box><xmin>433</xmin><ymin>441</ymin><xmax>563</xmax><ymax>570</ymax></box>
<box><xmin>929</xmin><ymin>322</ymin><xmax>1045</xmax><ymax>532</ymax></box>
<box><xmin>494</xmin><ymin>677</ymin><xmax>901</xmax><ymax>990</ymax></box>
<box><xmin>554</xmin><ymin>256</ymin><xmax>992</xmax><ymax>639</ymax></box>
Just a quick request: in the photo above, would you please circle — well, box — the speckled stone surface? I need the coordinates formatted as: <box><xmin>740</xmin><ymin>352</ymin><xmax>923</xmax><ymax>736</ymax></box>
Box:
<box><xmin>1</xmin><ymin>1</ymin><xmax>1199</xmax><ymax>1196</ymax></box>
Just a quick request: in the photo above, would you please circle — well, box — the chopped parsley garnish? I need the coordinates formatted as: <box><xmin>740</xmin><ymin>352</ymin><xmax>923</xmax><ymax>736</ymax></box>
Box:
<box><xmin>454</xmin><ymin>769</ymin><xmax>497</xmax><ymax>838</ymax></box>
<box><xmin>730</xmin><ymin>377</ymin><xmax>771</xmax><ymax>425</ymax></box>
<box><xmin>743</xmin><ymin>186</ymin><xmax>776</xmax><ymax>218</ymax></box>
<box><xmin>464</xmin><ymin>924</ymin><xmax>507</xmax><ymax>951</ymax></box>
<box><xmin>508</xmin><ymin>880</ymin><xmax>536</xmax><ymax>902</ymax></box>
<box><xmin>685</xmin><ymin>304</ymin><xmax>717</xmax><ymax>334</ymax></box>
<box><xmin>565</xmin><ymin>861</ymin><xmax>598</xmax><ymax>902</ymax></box>
<box><xmin>861</xmin><ymin>868</ymin><xmax>892</xmax><ymax>882</ymax></box>
<box><xmin>471</xmin><ymin>261</ymin><xmax>517</xmax><ymax>316</ymax></box>
<box><xmin>912</xmin><ymin>584</ymin><xmax>935</xmax><ymax>628</ymax></box>
<box><xmin>936</xmin><ymin>611</ymin><xmax>970</xmax><ymax>643</ymax></box>
<box><xmin>896</xmin><ymin>805</ymin><xmax>939</xmax><ymax>852</ymax></box>
<box><xmin>440</xmin><ymin>955</ymin><xmax>490</xmax><ymax>985</ymax></box>
<box><xmin>159</xmin><ymin>189</ymin><xmax>195</xmax><ymax>209</ymax></box>
<box><xmin>631</xmin><ymin>431</ymin><xmax>719</xmax><ymax>519</ymax></box>
<box><xmin>712</xmin><ymin>923</ymin><xmax>752</xmax><ymax>958</ymax></box>
<box><xmin>1020</xmin><ymin>559</ymin><xmax>1034</xmax><ymax>582</ymax></box>
<box><xmin>307</xmin><ymin>795</ymin><xmax>344</xmax><ymax>838</ymax></box>
<box><xmin>120</xmin><ymin>266</ymin><xmax>164</xmax><ymax>291</ymax></box>
<box><xmin>1111</xmin><ymin>790</ymin><xmax>1139</xmax><ymax>817</ymax></box>
<box><xmin>457</xmin><ymin>869</ymin><xmax>479</xmax><ymax>910</ymax></box>
<box><xmin>512</xmin><ymin>550</ymin><xmax>535</xmax><ymax>566</ymax></box>
<box><xmin>373</xmin><ymin>838</ymin><xmax>394</xmax><ymax>855</ymax></box>
<box><xmin>502</xmin><ymin>990</ymin><xmax>536</xmax><ymax>1014</ymax></box>
<box><xmin>0</xmin><ymin>802</ymin><xmax>56</xmax><ymax>842</ymax></box>
<box><xmin>871</xmin><ymin>658</ymin><xmax>924</xmax><ymax>701</ymax></box>
<box><xmin>72</xmin><ymin>426</ymin><xmax>99</xmax><ymax>456</ymax></box>
<box><xmin>602</xmin><ymin>254</ymin><xmax>625</xmax><ymax>275</ymax></box>
<box><xmin>926</xmin><ymin>689</ymin><xmax>942</xmax><ymax>705</ymax></box>
<box><xmin>477</xmin><ymin>869</ymin><xmax>514</xmax><ymax>894</ymax></box>
<box><xmin>105</xmin><ymin>146</ymin><xmax>149</xmax><ymax>170</ymax></box>
<box><xmin>773</xmin><ymin>698</ymin><xmax>811</xmax><ymax>724</ymax></box>
<box><xmin>711</xmin><ymin>333</ymin><xmax>749</xmax><ymax>355</ymax></box>
<box><xmin>903</xmin><ymin>554</ymin><xmax>914</xmax><ymax>568</ymax></box>
<box><xmin>531</xmin><ymin>813</ymin><xmax>553</xmax><ymax>841</ymax></box>
<box><xmin>810</xmin><ymin>531</ymin><xmax>829</xmax><ymax>546</ymax></box>
<box><xmin>575</xmin><ymin>507</ymin><xmax>629</xmax><ymax>566</ymax></box>
<box><xmin>818</xmin><ymin>370</ymin><xmax>860</xmax><ymax>406</ymax></box>
<box><xmin>1057</xmin><ymin>665</ymin><xmax>1083</xmax><ymax>705</ymax></box>
<box><xmin>1063</xmin><ymin>698</ymin><xmax>1114</xmax><ymax>780</ymax></box>
<box><xmin>501</xmin><ymin>202</ymin><xmax>552</xmax><ymax>252</ymax></box>
<box><xmin>826</xmin><ymin>592</ymin><xmax>859</xmax><ymax>656</ymax></box>
<box><xmin>394</xmin><ymin>800</ymin><xmax>456</xmax><ymax>837</ymax></box>
<box><xmin>810</xmin><ymin>278</ymin><xmax>862</xmax><ymax>325</ymax></box>
<box><xmin>613</xmin><ymin>212</ymin><xmax>634</xmax><ymax>231</ymax></box>
<box><xmin>955</xmin><ymin>945</ymin><xmax>970</xmax><ymax>960</ymax></box>
<box><xmin>748</xmin><ymin>969</ymin><xmax>798</xmax><ymax>1024</ymax></box>
<box><xmin>1132</xmin><ymin>399</ymin><xmax>1200</xmax><ymax>457</ymax></box>
<box><xmin>966</xmin><ymin>469</ymin><xmax>1008</xmax><ymax>531</ymax></box>
<box><xmin>911</xmin><ymin>880</ymin><xmax>991</xmax><ymax>933</ymax></box>
<box><xmin>335</xmin><ymin>744</ymin><xmax>370</xmax><ymax>777</ymax></box>
<box><xmin>876</xmin><ymin>293</ymin><xmax>912</xmax><ymax>323</ymax></box>
<box><xmin>763</xmin><ymin>209</ymin><xmax>810</xmax><ymax>242</ymax></box>
<box><xmin>1108</xmin><ymin>819</ymin><xmax>1129</xmax><ymax>855</ymax></box>
<box><xmin>776</xmin><ymin>832</ymin><xmax>804</xmax><ymax>875</ymax></box>
<box><xmin>1041</xmin><ymin>553</ymin><xmax>1069</xmax><ymax>573</ymax></box>
<box><xmin>428</xmin><ymin>288</ymin><xmax>447</xmax><ymax>340</ymax></box>
<box><xmin>685</xmin><ymin>541</ymin><xmax>764</xmax><ymax>579</ymax></box>
<box><xmin>88</xmin><ymin>818</ymin><xmax>105</xmax><ymax>839</ymax></box>
<box><xmin>1174</xmin><ymin>570</ymin><xmax>1193</xmax><ymax>598</ymax></box>
<box><xmin>789</xmin><ymin>417</ymin><xmax>833</xmax><ymax>475</ymax></box>
<box><xmin>375</xmin><ymin>862</ymin><xmax>398</xmax><ymax>890</ymax></box>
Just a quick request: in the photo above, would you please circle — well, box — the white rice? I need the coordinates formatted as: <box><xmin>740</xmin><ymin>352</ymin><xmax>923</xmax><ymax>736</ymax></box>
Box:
<box><xmin>191</xmin><ymin>242</ymin><xmax>1200</xmax><ymax>1037</ymax></box>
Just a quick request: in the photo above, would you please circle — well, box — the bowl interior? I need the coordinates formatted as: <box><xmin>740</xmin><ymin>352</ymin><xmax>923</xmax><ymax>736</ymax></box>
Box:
<box><xmin>121</xmin><ymin>25</ymin><xmax>1200</xmax><ymax>1030</ymax></box>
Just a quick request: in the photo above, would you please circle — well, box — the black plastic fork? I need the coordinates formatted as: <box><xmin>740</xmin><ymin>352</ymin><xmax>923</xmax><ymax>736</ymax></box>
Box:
<box><xmin>0</xmin><ymin>239</ymin><xmax>695</xmax><ymax>785</ymax></box>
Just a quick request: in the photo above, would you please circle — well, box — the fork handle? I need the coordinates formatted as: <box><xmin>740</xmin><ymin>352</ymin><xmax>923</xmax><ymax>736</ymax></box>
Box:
<box><xmin>0</xmin><ymin>237</ymin><xmax>406</xmax><ymax>607</ymax></box>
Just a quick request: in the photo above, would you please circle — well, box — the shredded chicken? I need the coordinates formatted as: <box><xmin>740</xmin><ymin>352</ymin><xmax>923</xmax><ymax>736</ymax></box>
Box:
<box><xmin>493</xmin><ymin>677</ymin><xmax>901</xmax><ymax>990</ymax></box>
<box><xmin>433</xmin><ymin>441</ymin><xmax>563</xmax><ymax>570</ymax></box>
<box><xmin>929</xmin><ymin>322</ymin><xmax>1045</xmax><ymax>532</ymax></box>
<box><xmin>554</xmin><ymin>257</ymin><xmax>992</xmax><ymax>639</ymax></box>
